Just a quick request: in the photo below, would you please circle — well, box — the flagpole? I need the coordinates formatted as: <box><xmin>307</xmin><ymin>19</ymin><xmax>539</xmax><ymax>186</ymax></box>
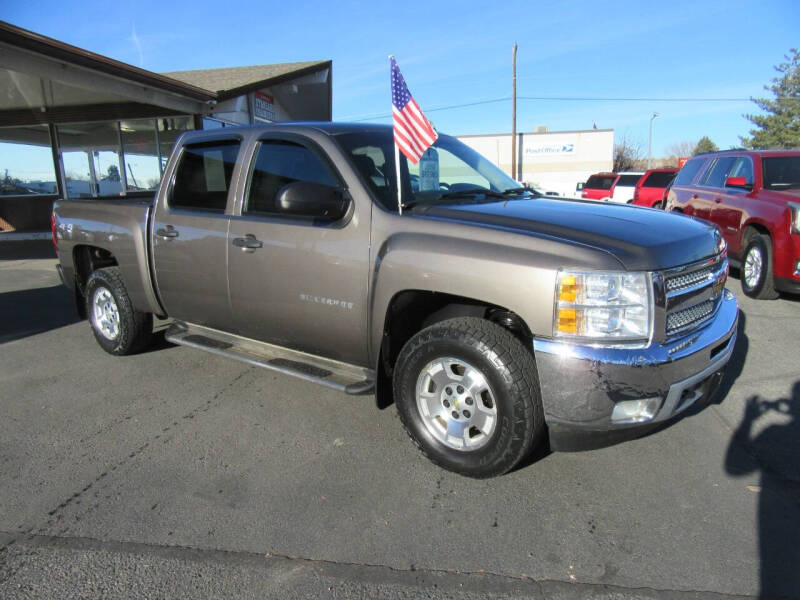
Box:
<box><xmin>394</xmin><ymin>143</ymin><xmax>403</xmax><ymax>216</ymax></box>
<box><xmin>389</xmin><ymin>54</ymin><xmax>403</xmax><ymax>216</ymax></box>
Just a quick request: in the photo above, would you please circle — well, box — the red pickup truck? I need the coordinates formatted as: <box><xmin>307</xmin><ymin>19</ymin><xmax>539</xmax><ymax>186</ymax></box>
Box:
<box><xmin>666</xmin><ymin>150</ymin><xmax>800</xmax><ymax>299</ymax></box>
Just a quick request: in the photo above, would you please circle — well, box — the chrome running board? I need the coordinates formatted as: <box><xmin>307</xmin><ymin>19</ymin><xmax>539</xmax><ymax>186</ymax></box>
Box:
<box><xmin>165</xmin><ymin>322</ymin><xmax>375</xmax><ymax>395</ymax></box>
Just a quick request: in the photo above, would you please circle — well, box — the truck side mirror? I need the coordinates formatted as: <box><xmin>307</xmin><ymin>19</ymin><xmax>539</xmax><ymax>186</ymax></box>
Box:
<box><xmin>276</xmin><ymin>181</ymin><xmax>350</xmax><ymax>221</ymax></box>
<box><xmin>576</xmin><ymin>182</ymin><xmax>584</xmax><ymax>191</ymax></box>
<box><xmin>725</xmin><ymin>176</ymin><xmax>752</xmax><ymax>190</ymax></box>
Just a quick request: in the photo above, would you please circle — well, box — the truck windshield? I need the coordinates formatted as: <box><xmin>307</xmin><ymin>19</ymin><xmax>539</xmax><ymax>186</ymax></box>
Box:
<box><xmin>335</xmin><ymin>131</ymin><xmax>524</xmax><ymax>211</ymax></box>
<box><xmin>762</xmin><ymin>156</ymin><xmax>800</xmax><ymax>190</ymax></box>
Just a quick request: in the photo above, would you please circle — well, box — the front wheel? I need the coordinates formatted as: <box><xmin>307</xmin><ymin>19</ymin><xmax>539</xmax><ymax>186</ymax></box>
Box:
<box><xmin>741</xmin><ymin>234</ymin><xmax>779</xmax><ymax>300</ymax></box>
<box><xmin>85</xmin><ymin>267</ymin><xmax>153</xmax><ymax>355</ymax></box>
<box><xmin>393</xmin><ymin>317</ymin><xmax>544</xmax><ymax>478</ymax></box>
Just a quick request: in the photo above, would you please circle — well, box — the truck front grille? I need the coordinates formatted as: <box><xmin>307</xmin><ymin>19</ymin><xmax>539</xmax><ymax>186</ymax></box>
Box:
<box><xmin>665</xmin><ymin>264</ymin><xmax>716</xmax><ymax>293</ymax></box>
<box><xmin>662</xmin><ymin>254</ymin><xmax>727</xmax><ymax>338</ymax></box>
<box><xmin>666</xmin><ymin>300</ymin><xmax>716</xmax><ymax>335</ymax></box>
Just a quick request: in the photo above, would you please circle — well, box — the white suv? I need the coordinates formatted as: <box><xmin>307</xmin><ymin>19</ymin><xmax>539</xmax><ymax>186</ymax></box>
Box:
<box><xmin>581</xmin><ymin>172</ymin><xmax>644</xmax><ymax>204</ymax></box>
<box><xmin>608</xmin><ymin>172</ymin><xmax>644</xmax><ymax>203</ymax></box>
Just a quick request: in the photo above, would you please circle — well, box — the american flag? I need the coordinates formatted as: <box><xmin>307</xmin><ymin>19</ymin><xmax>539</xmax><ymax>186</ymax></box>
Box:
<box><xmin>391</xmin><ymin>57</ymin><xmax>437</xmax><ymax>164</ymax></box>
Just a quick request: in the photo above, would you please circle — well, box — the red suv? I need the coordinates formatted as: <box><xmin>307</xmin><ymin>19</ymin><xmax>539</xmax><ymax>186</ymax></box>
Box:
<box><xmin>632</xmin><ymin>168</ymin><xmax>678</xmax><ymax>209</ymax></box>
<box><xmin>667</xmin><ymin>150</ymin><xmax>800</xmax><ymax>299</ymax></box>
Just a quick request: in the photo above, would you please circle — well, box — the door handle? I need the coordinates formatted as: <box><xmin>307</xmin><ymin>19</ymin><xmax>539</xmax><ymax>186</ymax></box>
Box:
<box><xmin>156</xmin><ymin>226</ymin><xmax>179</xmax><ymax>239</ymax></box>
<box><xmin>691</xmin><ymin>194</ymin><xmax>699</xmax><ymax>199</ymax></box>
<box><xmin>714</xmin><ymin>198</ymin><xmax>722</xmax><ymax>204</ymax></box>
<box><xmin>232</xmin><ymin>235</ymin><xmax>263</xmax><ymax>250</ymax></box>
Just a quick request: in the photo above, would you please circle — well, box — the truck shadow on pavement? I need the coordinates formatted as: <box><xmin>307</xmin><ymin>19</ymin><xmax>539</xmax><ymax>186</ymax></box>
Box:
<box><xmin>724</xmin><ymin>380</ymin><xmax>800</xmax><ymax>599</ymax></box>
<box><xmin>687</xmin><ymin>309</ymin><xmax>749</xmax><ymax>417</ymax></box>
<box><xmin>0</xmin><ymin>284</ymin><xmax>80</xmax><ymax>344</ymax></box>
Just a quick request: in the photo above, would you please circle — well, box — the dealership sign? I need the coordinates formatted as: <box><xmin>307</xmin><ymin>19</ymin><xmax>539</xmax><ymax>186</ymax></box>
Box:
<box><xmin>254</xmin><ymin>92</ymin><xmax>276</xmax><ymax>122</ymax></box>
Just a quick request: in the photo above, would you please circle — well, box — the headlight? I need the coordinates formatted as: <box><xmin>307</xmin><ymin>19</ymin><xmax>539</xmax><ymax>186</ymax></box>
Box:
<box><xmin>790</xmin><ymin>202</ymin><xmax>800</xmax><ymax>235</ymax></box>
<box><xmin>554</xmin><ymin>270</ymin><xmax>652</xmax><ymax>342</ymax></box>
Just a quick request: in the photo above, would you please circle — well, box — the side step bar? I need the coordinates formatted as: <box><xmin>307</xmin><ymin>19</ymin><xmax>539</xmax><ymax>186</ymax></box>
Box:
<box><xmin>165</xmin><ymin>322</ymin><xmax>375</xmax><ymax>395</ymax></box>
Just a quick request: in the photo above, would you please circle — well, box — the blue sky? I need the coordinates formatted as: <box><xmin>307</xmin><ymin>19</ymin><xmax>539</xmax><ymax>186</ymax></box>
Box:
<box><xmin>4</xmin><ymin>0</ymin><xmax>800</xmax><ymax>155</ymax></box>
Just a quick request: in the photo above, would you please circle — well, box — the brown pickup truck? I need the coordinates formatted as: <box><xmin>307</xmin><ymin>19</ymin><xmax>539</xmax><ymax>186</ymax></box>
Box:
<box><xmin>53</xmin><ymin>123</ymin><xmax>738</xmax><ymax>477</ymax></box>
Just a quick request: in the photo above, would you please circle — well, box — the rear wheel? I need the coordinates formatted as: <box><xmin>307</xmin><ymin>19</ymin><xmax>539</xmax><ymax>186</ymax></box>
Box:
<box><xmin>85</xmin><ymin>267</ymin><xmax>153</xmax><ymax>355</ymax></box>
<box><xmin>741</xmin><ymin>233</ymin><xmax>779</xmax><ymax>299</ymax></box>
<box><xmin>393</xmin><ymin>317</ymin><xmax>544</xmax><ymax>478</ymax></box>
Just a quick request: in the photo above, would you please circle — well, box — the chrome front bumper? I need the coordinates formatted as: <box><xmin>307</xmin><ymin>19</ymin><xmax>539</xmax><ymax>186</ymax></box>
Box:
<box><xmin>533</xmin><ymin>289</ymin><xmax>738</xmax><ymax>450</ymax></box>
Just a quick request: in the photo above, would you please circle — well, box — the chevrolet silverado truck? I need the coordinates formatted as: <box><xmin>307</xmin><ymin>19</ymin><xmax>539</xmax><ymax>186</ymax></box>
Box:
<box><xmin>52</xmin><ymin>123</ymin><xmax>738</xmax><ymax>478</ymax></box>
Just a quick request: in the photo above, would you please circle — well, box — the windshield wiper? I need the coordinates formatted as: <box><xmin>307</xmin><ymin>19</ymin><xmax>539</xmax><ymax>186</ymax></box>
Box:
<box><xmin>438</xmin><ymin>187</ymin><xmax>507</xmax><ymax>201</ymax></box>
<box><xmin>501</xmin><ymin>186</ymin><xmax>528</xmax><ymax>195</ymax></box>
<box><xmin>404</xmin><ymin>186</ymin><xmax>527</xmax><ymax>212</ymax></box>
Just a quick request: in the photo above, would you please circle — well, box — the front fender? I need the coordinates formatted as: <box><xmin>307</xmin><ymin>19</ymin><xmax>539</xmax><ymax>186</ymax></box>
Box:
<box><xmin>368</xmin><ymin>232</ymin><xmax>558</xmax><ymax>367</ymax></box>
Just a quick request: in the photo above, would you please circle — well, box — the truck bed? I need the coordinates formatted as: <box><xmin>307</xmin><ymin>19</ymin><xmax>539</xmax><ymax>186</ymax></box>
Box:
<box><xmin>53</xmin><ymin>195</ymin><xmax>163</xmax><ymax>316</ymax></box>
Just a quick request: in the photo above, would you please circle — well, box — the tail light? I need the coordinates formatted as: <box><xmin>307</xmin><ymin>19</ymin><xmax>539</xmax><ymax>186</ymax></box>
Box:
<box><xmin>51</xmin><ymin>211</ymin><xmax>58</xmax><ymax>252</ymax></box>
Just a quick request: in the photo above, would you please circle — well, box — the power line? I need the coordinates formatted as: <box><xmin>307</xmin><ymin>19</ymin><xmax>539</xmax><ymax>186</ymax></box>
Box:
<box><xmin>349</xmin><ymin>96</ymin><xmax>510</xmax><ymax>122</ymax></box>
<box><xmin>345</xmin><ymin>94</ymin><xmax>796</xmax><ymax>122</ymax></box>
<box><xmin>518</xmin><ymin>95</ymin><xmax>754</xmax><ymax>102</ymax></box>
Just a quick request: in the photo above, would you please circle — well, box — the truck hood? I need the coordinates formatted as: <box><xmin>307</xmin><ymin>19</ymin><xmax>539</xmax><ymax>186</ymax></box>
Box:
<box><xmin>414</xmin><ymin>197</ymin><xmax>722</xmax><ymax>271</ymax></box>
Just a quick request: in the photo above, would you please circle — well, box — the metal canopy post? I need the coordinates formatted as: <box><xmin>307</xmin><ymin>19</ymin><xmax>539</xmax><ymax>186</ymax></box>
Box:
<box><xmin>117</xmin><ymin>121</ymin><xmax>127</xmax><ymax>194</ymax></box>
<box><xmin>48</xmin><ymin>123</ymin><xmax>65</xmax><ymax>198</ymax></box>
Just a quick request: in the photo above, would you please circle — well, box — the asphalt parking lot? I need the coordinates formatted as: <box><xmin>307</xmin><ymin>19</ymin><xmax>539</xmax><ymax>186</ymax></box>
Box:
<box><xmin>1</xmin><ymin>240</ymin><xmax>798</xmax><ymax>599</ymax></box>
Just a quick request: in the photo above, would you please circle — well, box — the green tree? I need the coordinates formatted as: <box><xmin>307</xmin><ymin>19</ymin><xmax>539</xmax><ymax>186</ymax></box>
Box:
<box><xmin>741</xmin><ymin>48</ymin><xmax>800</xmax><ymax>149</ymax></box>
<box><xmin>693</xmin><ymin>136</ymin><xmax>719</xmax><ymax>155</ymax></box>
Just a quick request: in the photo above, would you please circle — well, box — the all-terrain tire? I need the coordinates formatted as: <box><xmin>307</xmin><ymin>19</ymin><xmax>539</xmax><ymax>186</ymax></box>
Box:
<box><xmin>393</xmin><ymin>317</ymin><xmax>545</xmax><ymax>478</ymax></box>
<box><xmin>85</xmin><ymin>266</ymin><xmax>153</xmax><ymax>355</ymax></box>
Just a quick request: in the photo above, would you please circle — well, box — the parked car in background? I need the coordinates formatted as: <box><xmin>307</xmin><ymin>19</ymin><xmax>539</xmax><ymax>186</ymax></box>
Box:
<box><xmin>632</xmin><ymin>168</ymin><xmax>678</xmax><ymax>209</ymax></box>
<box><xmin>524</xmin><ymin>182</ymin><xmax>560</xmax><ymax>196</ymax></box>
<box><xmin>667</xmin><ymin>149</ymin><xmax>800</xmax><ymax>299</ymax></box>
<box><xmin>581</xmin><ymin>172</ymin><xmax>643</xmax><ymax>203</ymax></box>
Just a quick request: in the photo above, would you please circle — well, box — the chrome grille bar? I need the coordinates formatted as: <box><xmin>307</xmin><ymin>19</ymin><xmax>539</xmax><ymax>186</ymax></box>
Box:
<box><xmin>661</xmin><ymin>253</ymin><xmax>727</xmax><ymax>338</ymax></box>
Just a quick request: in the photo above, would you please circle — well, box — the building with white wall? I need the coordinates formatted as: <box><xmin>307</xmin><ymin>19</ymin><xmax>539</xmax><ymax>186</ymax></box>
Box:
<box><xmin>457</xmin><ymin>129</ymin><xmax>614</xmax><ymax>197</ymax></box>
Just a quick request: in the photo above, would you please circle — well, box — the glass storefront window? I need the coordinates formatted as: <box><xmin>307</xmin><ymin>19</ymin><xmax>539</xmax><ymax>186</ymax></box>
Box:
<box><xmin>158</xmin><ymin>116</ymin><xmax>194</xmax><ymax>172</ymax></box>
<box><xmin>120</xmin><ymin>119</ymin><xmax>161</xmax><ymax>191</ymax></box>
<box><xmin>57</xmin><ymin>122</ymin><xmax>122</xmax><ymax>198</ymax></box>
<box><xmin>2</xmin><ymin>117</ymin><xmax>194</xmax><ymax>200</ymax></box>
<box><xmin>0</xmin><ymin>125</ymin><xmax>57</xmax><ymax>196</ymax></box>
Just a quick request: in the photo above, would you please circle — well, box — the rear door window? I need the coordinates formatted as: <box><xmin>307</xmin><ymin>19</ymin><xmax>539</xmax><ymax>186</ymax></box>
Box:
<box><xmin>700</xmin><ymin>156</ymin><xmax>737</xmax><ymax>188</ymax></box>
<box><xmin>171</xmin><ymin>140</ymin><xmax>240</xmax><ymax>212</ymax></box>
<box><xmin>673</xmin><ymin>158</ymin><xmax>706</xmax><ymax>186</ymax></box>
<box><xmin>762</xmin><ymin>156</ymin><xmax>800</xmax><ymax>190</ymax></box>
<box><xmin>642</xmin><ymin>171</ymin><xmax>676</xmax><ymax>188</ymax></box>
<box><xmin>584</xmin><ymin>175</ymin><xmax>616</xmax><ymax>190</ymax></box>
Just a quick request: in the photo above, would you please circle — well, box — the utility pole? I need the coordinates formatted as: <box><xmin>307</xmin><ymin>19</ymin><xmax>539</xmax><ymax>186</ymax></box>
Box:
<box><xmin>648</xmin><ymin>112</ymin><xmax>659</xmax><ymax>169</ymax></box>
<box><xmin>511</xmin><ymin>42</ymin><xmax>518</xmax><ymax>181</ymax></box>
